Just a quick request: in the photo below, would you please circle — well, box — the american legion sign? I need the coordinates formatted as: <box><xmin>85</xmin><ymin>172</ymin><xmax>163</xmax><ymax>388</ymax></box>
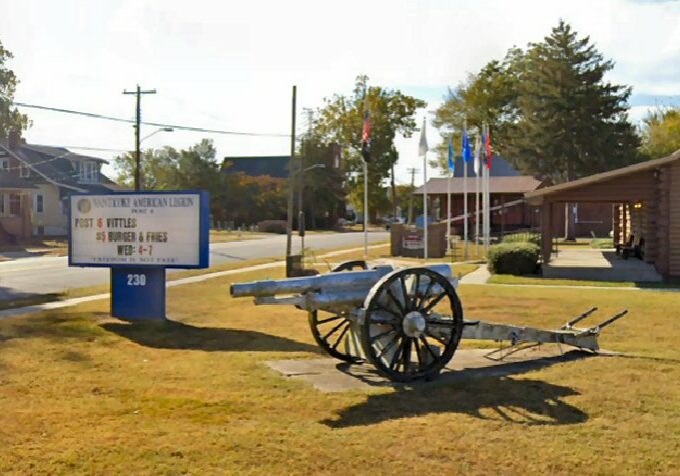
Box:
<box><xmin>69</xmin><ymin>191</ymin><xmax>209</xmax><ymax>320</ymax></box>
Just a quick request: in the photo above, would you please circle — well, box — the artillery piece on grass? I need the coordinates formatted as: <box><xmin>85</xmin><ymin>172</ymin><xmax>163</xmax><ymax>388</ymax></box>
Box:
<box><xmin>230</xmin><ymin>262</ymin><xmax>627</xmax><ymax>382</ymax></box>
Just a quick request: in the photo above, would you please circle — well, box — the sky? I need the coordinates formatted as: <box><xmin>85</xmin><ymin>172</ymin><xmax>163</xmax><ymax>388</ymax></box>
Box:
<box><xmin>1</xmin><ymin>0</ymin><xmax>680</xmax><ymax>186</ymax></box>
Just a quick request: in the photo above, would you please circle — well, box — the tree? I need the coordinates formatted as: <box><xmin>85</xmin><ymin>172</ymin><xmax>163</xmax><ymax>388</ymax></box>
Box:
<box><xmin>507</xmin><ymin>20</ymin><xmax>640</xmax><ymax>182</ymax></box>
<box><xmin>298</xmin><ymin>137</ymin><xmax>346</xmax><ymax>228</ymax></box>
<box><xmin>640</xmin><ymin>107</ymin><xmax>680</xmax><ymax>159</ymax></box>
<box><xmin>314</xmin><ymin>75</ymin><xmax>426</xmax><ymax>222</ymax></box>
<box><xmin>434</xmin><ymin>21</ymin><xmax>641</xmax><ymax>239</ymax></box>
<box><xmin>434</xmin><ymin>21</ymin><xmax>640</xmax><ymax>181</ymax></box>
<box><xmin>432</xmin><ymin>49</ymin><xmax>522</xmax><ymax>170</ymax></box>
<box><xmin>0</xmin><ymin>40</ymin><xmax>29</xmax><ymax>139</ymax></box>
<box><xmin>114</xmin><ymin>139</ymin><xmax>224</xmax><ymax>216</ymax></box>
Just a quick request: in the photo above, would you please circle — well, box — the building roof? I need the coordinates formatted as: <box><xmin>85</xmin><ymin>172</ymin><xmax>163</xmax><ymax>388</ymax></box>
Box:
<box><xmin>222</xmin><ymin>156</ymin><xmax>290</xmax><ymax>178</ymax></box>
<box><xmin>525</xmin><ymin>148</ymin><xmax>680</xmax><ymax>203</ymax></box>
<box><xmin>414</xmin><ymin>176</ymin><xmax>543</xmax><ymax>195</ymax></box>
<box><xmin>451</xmin><ymin>156</ymin><xmax>519</xmax><ymax>177</ymax></box>
<box><xmin>0</xmin><ymin>171</ymin><xmax>36</xmax><ymax>190</ymax></box>
<box><xmin>0</xmin><ymin>140</ymin><xmax>120</xmax><ymax>193</ymax></box>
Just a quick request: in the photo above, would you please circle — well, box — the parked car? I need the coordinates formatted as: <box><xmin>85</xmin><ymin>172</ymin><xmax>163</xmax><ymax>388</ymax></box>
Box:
<box><xmin>384</xmin><ymin>216</ymin><xmax>405</xmax><ymax>230</ymax></box>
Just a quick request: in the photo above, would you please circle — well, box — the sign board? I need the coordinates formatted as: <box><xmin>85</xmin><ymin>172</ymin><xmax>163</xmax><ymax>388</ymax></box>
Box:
<box><xmin>402</xmin><ymin>232</ymin><xmax>424</xmax><ymax>250</ymax></box>
<box><xmin>69</xmin><ymin>191</ymin><xmax>209</xmax><ymax>269</ymax></box>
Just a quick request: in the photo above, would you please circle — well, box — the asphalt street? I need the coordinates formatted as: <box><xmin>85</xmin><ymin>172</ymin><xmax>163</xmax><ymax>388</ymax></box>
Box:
<box><xmin>0</xmin><ymin>232</ymin><xmax>388</xmax><ymax>300</ymax></box>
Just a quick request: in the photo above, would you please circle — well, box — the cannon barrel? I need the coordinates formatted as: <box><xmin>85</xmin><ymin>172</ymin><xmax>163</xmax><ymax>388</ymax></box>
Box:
<box><xmin>230</xmin><ymin>264</ymin><xmax>452</xmax><ymax>298</ymax></box>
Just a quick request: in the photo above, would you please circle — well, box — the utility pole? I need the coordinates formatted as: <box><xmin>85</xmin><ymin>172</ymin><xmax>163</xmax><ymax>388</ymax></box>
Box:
<box><xmin>407</xmin><ymin>167</ymin><xmax>419</xmax><ymax>224</ymax></box>
<box><xmin>123</xmin><ymin>85</ymin><xmax>156</xmax><ymax>191</ymax></box>
<box><xmin>285</xmin><ymin>86</ymin><xmax>297</xmax><ymax>265</ymax></box>
<box><xmin>391</xmin><ymin>163</ymin><xmax>397</xmax><ymax>219</ymax></box>
<box><xmin>298</xmin><ymin>108</ymin><xmax>314</xmax><ymax>254</ymax></box>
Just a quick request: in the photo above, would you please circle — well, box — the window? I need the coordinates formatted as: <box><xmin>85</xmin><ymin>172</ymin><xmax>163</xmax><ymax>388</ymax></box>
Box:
<box><xmin>0</xmin><ymin>158</ymin><xmax>8</xmax><ymax>171</ymax></box>
<box><xmin>78</xmin><ymin>161</ymin><xmax>99</xmax><ymax>182</ymax></box>
<box><xmin>35</xmin><ymin>194</ymin><xmax>44</xmax><ymax>213</ymax></box>
<box><xmin>9</xmin><ymin>194</ymin><xmax>21</xmax><ymax>216</ymax></box>
<box><xmin>0</xmin><ymin>193</ymin><xmax>4</xmax><ymax>215</ymax></box>
<box><xmin>20</xmin><ymin>165</ymin><xmax>30</xmax><ymax>178</ymax></box>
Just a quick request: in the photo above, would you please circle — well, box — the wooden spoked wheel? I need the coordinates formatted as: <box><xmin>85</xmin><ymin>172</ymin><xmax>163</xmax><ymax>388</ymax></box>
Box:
<box><xmin>307</xmin><ymin>260</ymin><xmax>367</xmax><ymax>363</ymax></box>
<box><xmin>308</xmin><ymin>310</ymin><xmax>360</xmax><ymax>363</ymax></box>
<box><xmin>360</xmin><ymin>268</ymin><xmax>464</xmax><ymax>382</ymax></box>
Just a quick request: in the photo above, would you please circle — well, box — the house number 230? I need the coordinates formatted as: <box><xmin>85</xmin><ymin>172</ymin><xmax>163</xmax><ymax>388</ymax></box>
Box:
<box><xmin>127</xmin><ymin>274</ymin><xmax>147</xmax><ymax>286</ymax></box>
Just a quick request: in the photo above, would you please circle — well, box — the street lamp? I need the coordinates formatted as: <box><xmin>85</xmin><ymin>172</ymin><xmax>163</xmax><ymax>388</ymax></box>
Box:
<box><xmin>141</xmin><ymin>127</ymin><xmax>174</xmax><ymax>144</ymax></box>
<box><xmin>298</xmin><ymin>163</ymin><xmax>326</xmax><ymax>254</ymax></box>
<box><xmin>134</xmin><ymin>127</ymin><xmax>174</xmax><ymax>191</ymax></box>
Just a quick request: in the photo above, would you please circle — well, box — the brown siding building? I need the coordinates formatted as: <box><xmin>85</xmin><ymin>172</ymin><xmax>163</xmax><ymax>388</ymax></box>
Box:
<box><xmin>526</xmin><ymin>149</ymin><xmax>680</xmax><ymax>278</ymax></box>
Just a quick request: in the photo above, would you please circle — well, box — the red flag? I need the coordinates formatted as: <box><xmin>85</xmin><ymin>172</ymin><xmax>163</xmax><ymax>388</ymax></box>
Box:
<box><xmin>361</xmin><ymin>110</ymin><xmax>371</xmax><ymax>162</ymax></box>
<box><xmin>485</xmin><ymin>127</ymin><xmax>492</xmax><ymax>170</ymax></box>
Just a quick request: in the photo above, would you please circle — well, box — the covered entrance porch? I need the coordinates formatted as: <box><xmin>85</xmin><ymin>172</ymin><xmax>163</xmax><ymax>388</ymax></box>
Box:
<box><xmin>526</xmin><ymin>150</ymin><xmax>680</xmax><ymax>281</ymax></box>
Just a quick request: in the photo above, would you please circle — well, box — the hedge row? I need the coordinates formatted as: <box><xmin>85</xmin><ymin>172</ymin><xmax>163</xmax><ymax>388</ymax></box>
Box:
<box><xmin>487</xmin><ymin>242</ymin><xmax>540</xmax><ymax>275</ymax></box>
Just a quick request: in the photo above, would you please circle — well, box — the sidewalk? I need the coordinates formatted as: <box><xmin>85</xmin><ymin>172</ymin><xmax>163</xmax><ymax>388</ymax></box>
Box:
<box><xmin>459</xmin><ymin>264</ymin><xmax>490</xmax><ymax>284</ymax></box>
<box><xmin>0</xmin><ymin>244</ymin><xmax>387</xmax><ymax>320</ymax></box>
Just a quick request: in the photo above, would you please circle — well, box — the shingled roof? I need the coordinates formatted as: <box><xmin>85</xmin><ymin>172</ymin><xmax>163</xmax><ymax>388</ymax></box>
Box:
<box><xmin>0</xmin><ymin>140</ymin><xmax>120</xmax><ymax>192</ymax></box>
<box><xmin>0</xmin><ymin>171</ymin><xmax>36</xmax><ymax>190</ymax></box>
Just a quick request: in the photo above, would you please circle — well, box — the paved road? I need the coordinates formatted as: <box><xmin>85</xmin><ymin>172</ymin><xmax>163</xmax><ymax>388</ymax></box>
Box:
<box><xmin>0</xmin><ymin>232</ymin><xmax>388</xmax><ymax>300</ymax></box>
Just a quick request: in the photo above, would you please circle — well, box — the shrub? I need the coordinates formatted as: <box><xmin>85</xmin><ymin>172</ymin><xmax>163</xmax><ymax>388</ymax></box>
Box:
<box><xmin>502</xmin><ymin>232</ymin><xmax>540</xmax><ymax>246</ymax></box>
<box><xmin>258</xmin><ymin>220</ymin><xmax>287</xmax><ymax>234</ymax></box>
<box><xmin>487</xmin><ymin>242</ymin><xmax>540</xmax><ymax>275</ymax></box>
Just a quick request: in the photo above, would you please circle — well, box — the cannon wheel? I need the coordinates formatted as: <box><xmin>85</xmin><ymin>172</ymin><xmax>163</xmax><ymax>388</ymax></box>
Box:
<box><xmin>307</xmin><ymin>260</ymin><xmax>367</xmax><ymax>363</ymax></box>
<box><xmin>331</xmin><ymin>260</ymin><xmax>368</xmax><ymax>272</ymax></box>
<box><xmin>308</xmin><ymin>310</ymin><xmax>360</xmax><ymax>363</ymax></box>
<box><xmin>361</xmin><ymin>268</ymin><xmax>463</xmax><ymax>382</ymax></box>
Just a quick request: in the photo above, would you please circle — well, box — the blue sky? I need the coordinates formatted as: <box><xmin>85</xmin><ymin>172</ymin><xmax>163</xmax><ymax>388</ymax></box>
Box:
<box><xmin>1</xmin><ymin>0</ymin><xmax>679</xmax><ymax>185</ymax></box>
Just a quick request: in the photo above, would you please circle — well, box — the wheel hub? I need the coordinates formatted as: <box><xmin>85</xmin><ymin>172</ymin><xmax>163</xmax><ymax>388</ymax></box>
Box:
<box><xmin>402</xmin><ymin>311</ymin><xmax>426</xmax><ymax>338</ymax></box>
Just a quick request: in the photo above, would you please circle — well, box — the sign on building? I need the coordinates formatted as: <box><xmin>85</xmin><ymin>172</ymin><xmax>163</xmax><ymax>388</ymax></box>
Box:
<box><xmin>402</xmin><ymin>232</ymin><xmax>424</xmax><ymax>250</ymax></box>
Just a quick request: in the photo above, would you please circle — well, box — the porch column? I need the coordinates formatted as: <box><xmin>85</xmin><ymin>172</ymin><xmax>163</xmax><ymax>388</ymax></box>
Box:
<box><xmin>541</xmin><ymin>200</ymin><xmax>553</xmax><ymax>263</ymax></box>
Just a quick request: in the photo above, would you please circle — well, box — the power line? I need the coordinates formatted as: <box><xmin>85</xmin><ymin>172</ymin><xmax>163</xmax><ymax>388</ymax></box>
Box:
<box><xmin>12</xmin><ymin>101</ymin><xmax>291</xmax><ymax>138</ymax></box>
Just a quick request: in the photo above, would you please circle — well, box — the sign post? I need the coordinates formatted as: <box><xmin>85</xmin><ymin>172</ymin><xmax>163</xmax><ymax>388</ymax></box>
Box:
<box><xmin>69</xmin><ymin>191</ymin><xmax>209</xmax><ymax>321</ymax></box>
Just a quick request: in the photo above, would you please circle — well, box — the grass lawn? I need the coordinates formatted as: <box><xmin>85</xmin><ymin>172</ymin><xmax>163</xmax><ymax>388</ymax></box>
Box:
<box><xmin>309</xmin><ymin>243</ymin><xmax>479</xmax><ymax>278</ymax></box>
<box><xmin>488</xmin><ymin>274</ymin><xmax>680</xmax><ymax>289</ymax></box>
<box><xmin>1</xmin><ymin>269</ymin><xmax>679</xmax><ymax>474</ymax></box>
<box><xmin>209</xmin><ymin>230</ymin><xmax>270</xmax><ymax>243</ymax></box>
<box><xmin>0</xmin><ymin>237</ymin><xmax>69</xmax><ymax>258</ymax></box>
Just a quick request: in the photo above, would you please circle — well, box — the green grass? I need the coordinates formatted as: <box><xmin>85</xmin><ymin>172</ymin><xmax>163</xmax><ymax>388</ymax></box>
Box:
<box><xmin>1</xmin><ymin>271</ymin><xmax>679</xmax><ymax>473</ymax></box>
<box><xmin>590</xmin><ymin>238</ymin><xmax>614</xmax><ymax>249</ymax></box>
<box><xmin>487</xmin><ymin>273</ymin><xmax>680</xmax><ymax>289</ymax></box>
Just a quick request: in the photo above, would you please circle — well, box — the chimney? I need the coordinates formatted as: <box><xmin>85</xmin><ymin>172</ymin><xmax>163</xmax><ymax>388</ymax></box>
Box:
<box><xmin>8</xmin><ymin>130</ymin><xmax>21</xmax><ymax>150</ymax></box>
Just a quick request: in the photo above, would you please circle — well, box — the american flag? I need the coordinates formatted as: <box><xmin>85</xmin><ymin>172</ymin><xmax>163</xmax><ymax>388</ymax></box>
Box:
<box><xmin>361</xmin><ymin>110</ymin><xmax>371</xmax><ymax>162</ymax></box>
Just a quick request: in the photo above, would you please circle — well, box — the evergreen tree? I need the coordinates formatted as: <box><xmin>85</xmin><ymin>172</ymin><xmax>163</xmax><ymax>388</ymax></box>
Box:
<box><xmin>506</xmin><ymin>20</ymin><xmax>640</xmax><ymax>182</ymax></box>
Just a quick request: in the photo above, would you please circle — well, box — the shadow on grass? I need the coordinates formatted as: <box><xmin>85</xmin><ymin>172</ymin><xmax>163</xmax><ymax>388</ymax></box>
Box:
<box><xmin>102</xmin><ymin>320</ymin><xmax>322</xmax><ymax>354</ymax></box>
<box><xmin>324</xmin><ymin>352</ymin><xmax>590</xmax><ymax>428</ymax></box>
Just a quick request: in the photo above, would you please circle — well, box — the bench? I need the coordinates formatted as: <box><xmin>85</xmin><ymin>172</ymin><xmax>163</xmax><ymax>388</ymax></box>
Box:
<box><xmin>621</xmin><ymin>236</ymin><xmax>645</xmax><ymax>260</ymax></box>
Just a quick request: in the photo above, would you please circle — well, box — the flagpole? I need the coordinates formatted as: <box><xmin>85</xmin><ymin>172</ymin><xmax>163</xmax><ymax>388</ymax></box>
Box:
<box><xmin>463</xmin><ymin>131</ymin><xmax>468</xmax><ymax>261</ymax></box>
<box><xmin>446</xmin><ymin>166</ymin><xmax>451</xmax><ymax>255</ymax></box>
<box><xmin>423</xmin><ymin>151</ymin><xmax>428</xmax><ymax>261</ymax></box>
<box><xmin>484</xmin><ymin>155</ymin><xmax>489</xmax><ymax>251</ymax></box>
<box><xmin>363</xmin><ymin>160</ymin><xmax>368</xmax><ymax>257</ymax></box>
<box><xmin>476</xmin><ymin>157</ymin><xmax>480</xmax><ymax>256</ymax></box>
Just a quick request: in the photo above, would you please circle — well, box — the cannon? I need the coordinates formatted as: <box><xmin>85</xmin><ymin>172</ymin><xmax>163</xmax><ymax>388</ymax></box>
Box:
<box><xmin>230</xmin><ymin>261</ymin><xmax>628</xmax><ymax>382</ymax></box>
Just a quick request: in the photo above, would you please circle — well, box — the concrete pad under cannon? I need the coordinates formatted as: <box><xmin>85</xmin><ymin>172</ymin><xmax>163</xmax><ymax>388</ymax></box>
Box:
<box><xmin>266</xmin><ymin>347</ymin><xmax>619</xmax><ymax>393</ymax></box>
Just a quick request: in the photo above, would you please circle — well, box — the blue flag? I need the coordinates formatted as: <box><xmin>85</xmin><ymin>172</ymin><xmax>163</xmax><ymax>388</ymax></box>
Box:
<box><xmin>462</xmin><ymin>129</ymin><xmax>473</xmax><ymax>163</ymax></box>
<box><xmin>447</xmin><ymin>137</ymin><xmax>455</xmax><ymax>173</ymax></box>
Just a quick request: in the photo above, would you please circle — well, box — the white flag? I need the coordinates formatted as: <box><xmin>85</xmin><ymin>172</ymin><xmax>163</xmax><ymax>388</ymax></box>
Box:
<box><xmin>473</xmin><ymin>133</ymin><xmax>481</xmax><ymax>176</ymax></box>
<box><xmin>418</xmin><ymin>118</ymin><xmax>428</xmax><ymax>157</ymax></box>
